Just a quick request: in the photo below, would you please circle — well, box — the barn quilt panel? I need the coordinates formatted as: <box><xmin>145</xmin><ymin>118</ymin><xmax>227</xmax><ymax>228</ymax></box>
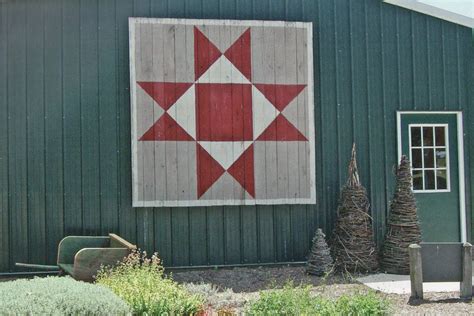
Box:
<box><xmin>130</xmin><ymin>18</ymin><xmax>315</xmax><ymax>207</ymax></box>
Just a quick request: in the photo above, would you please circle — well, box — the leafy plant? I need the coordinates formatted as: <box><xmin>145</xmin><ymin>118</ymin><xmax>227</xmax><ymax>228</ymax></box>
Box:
<box><xmin>0</xmin><ymin>276</ymin><xmax>130</xmax><ymax>315</ymax></box>
<box><xmin>247</xmin><ymin>283</ymin><xmax>333</xmax><ymax>315</ymax></box>
<box><xmin>246</xmin><ymin>283</ymin><xmax>389</xmax><ymax>316</ymax></box>
<box><xmin>336</xmin><ymin>292</ymin><xmax>390</xmax><ymax>316</ymax></box>
<box><xmin>96</xmin><ymin>249</ymin><xmax>204</xmax><ymax>315</ymax></box>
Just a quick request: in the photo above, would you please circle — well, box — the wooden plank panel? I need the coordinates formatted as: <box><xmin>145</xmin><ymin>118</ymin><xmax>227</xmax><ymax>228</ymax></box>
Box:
<box><xmin>26</xmin><ymin>0</ymin><xmax>46</xmax><ymax>265</ymax></box>
<box><xmin>335</xmin><ymin>0</ymin><xmax>352</xmax><ymax>188</ymax></box>
<box><xmin>381</xmin><ymin>5</ymin><xmax>399</xmax><ymax>244</ymax></box>
<box><xmin>183</xmin><ymin>0</ymin><xmax>207</xmax><ymax>267</ymax></box>
<box><xmin>133</xmin><ymin>0</ymin><xmax>155</xmax><ymax>253</ymax></box>
<box><xmin>318</xmin><ymin>0</ymin><xmax>337</xmax><ymax>233</ymax></box>
<box><xmin>207</xmin><ymin>206</ymin><xmax>225</xmax><ymax>264</ymax></box>
<box><xmin>426</xmin><ymin>20</ymin><xmax>446</xmax><ymax>110</ymax></box>
<box><xmin>412</xmin><ymin>13</ymin><xmax>429</xmax><ymax>110</ymax></box>
<box><xmin>62</xmin><ymin>0</ymin><xmax>83</xmax><ymax>236</ymax></box>
<box><xmin>44</xmin><ymin>0</ymin><xmax>64</xmax><ymax>264</ymax></box>
<box><xmin>171</xmin><ymin>208</ymin><xmax>190</xmax><ymax>266</ymax></box>
<box><xmin>224</xmin><ymin>206</ymin><xmax>241</xmax><ymax>264</ymax></box>
<box><xmin>397</xmin><ymin>8</ymin><xmax>414</xmax><ymax>111</ymax></box>
<box><xmin>241</xmin><ymin>205</ymin><xmax>258</xmax><ymax>263</ymax></box>
<box><xmin>366</xmin><ymin>0</ymin><xmax>386</xmax><ymax>243</ymax></box>
<box><xmin>442</xmin><ymin>23</ymin><xmax>460</xmax><ymax>110</ymax></box>
<box><xmin>302</xmin><ymin>0</ymin><xmax>319</xmax><ymax>242</ymax></box>
<box><xmin>7</xmin><ymin>0</ymin><xmax>28</xmax><ymax>269</ymax></box>
<box><xmin>0</xmin><ymin>1</ymin><xmax>10</xmax><ymax>271</ymax></box>
<box><xmin>116</xmin><ymin>0</ymin><xmax>136</xmax><ymax>244</ymax></box>
<box><xmin>80</xmin><ymin>0</ymin><xmax>101</xmax><ymax>235</ymax></box>
<box><xmin>98</xmin><ymin>0</ymin><xmax>119</xmax><ymax>234</ymax></box>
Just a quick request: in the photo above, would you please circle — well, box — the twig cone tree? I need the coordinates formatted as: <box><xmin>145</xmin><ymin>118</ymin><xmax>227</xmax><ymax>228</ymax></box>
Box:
<box><xmin>332</xmin><ymin>144</ymin><xmax>378</xmax><ymax>273</ymax></box>
<box><xmin>307</xmin><ymin>228</ymin><xmax>333</xmax><ymax>276</ymax></box>
<box><xmin>381</xmin><ymin>155</ymin><xmax>422</xmax><ymax>274</ymax></box>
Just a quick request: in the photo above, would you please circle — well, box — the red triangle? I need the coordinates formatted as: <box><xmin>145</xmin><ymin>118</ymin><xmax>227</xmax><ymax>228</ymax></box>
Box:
<box><xmin>257</xmin><ymin>114</ymin><xmax>307</xmax><ymax>141</ymax></box>
<box><xmin>194</xmin><ymin>26</ymin><xmax>222</xmax><ymax>80</ymax></box>
<box><xmin>254</xmin><ymin>84</ymin><xmax>306</xmax><ymax>112</ymax></box>
<box><xmin>228</xmin><ymin>144</ymin><xmax>255</xmax><ymax>198</ymax></box>
<box><xmin>196</xmin><ymin>144</ymin><xmax>226</xmax><ymax>198</ymax></box>
<box><xmin>137</xmin><ymin>82</ymin><xmax>193</xmax><ymax>111</ymax></box>
<box><xmin>139</xmin><ymin>113</ymin><xmax>194</xmax><ymax>141</ymax></box>
<box><xmin>224</xmin><ymin>28</ymin><xmax>251</xmax><ymax>81</ymax></box>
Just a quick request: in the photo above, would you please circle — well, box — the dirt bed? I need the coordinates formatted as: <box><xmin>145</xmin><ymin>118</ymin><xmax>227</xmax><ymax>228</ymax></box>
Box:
<box><xmin>172</xmin><ymin>265</ymin><xmax>474</xmax><ymax>315</ymax></box>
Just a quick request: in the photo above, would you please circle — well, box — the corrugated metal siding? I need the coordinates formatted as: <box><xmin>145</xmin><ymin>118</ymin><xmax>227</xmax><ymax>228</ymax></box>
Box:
<box><xmin>0</xmin><ymin>0</ymin><xmax>472</xmax><ymax>272</ymax></box>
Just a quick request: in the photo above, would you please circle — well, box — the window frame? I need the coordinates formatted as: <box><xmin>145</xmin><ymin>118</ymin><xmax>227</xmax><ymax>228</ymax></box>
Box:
<box><xmin>408</xmin><ymin>123</ymin><xmax>451</xmax><ymax>193</ymax></box>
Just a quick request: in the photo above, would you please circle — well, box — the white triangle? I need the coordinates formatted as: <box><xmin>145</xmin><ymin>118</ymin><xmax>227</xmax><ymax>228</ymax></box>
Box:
<box><xmin>167</xmin><ymin>85</ymin><xmax>196</xmax><ymax>139</ymax></box>
<box><xmin>198</xmin><ymin>141</ymin><xmax>253</xmax><ymax>170</ymax></box>
<box><xmin>252</xmin><ymin>86</ymin><xmax>280</xmax><ymax>140</ymax></box>
<box><xmin>197</xmin><ymin>55</ymin><xmax>250</xmax><ymax>84</ymax></box>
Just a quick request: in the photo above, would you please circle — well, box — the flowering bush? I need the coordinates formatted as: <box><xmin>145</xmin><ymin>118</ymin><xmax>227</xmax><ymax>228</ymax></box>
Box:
<box><xmin>95</xmin><ymin>249</ymin><xmax>204</xmax><ymax>315</ymax></box>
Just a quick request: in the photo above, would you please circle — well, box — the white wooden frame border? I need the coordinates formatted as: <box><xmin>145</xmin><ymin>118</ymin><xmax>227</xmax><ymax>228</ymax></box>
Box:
<box><xmin>129</xmin><ymin>18</ymin><xmax>316</xmax><ymax>207</ymax></box>
<box><xmin>396</xmin><ymin>111</ymin><xmax>467</xmax><ymax>242</ymax></box>
<box><xmin>408</xmin><ymin>123</ymin><xmax>451</xmax><ymax>193</ymax></box>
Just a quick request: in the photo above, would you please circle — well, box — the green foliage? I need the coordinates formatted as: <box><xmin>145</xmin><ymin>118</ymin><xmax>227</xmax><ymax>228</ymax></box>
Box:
<box><xmin>96</xmin><ymin>249</ymin><xmax>204</xmax><ymax>315</ymax></box>
<box><xmin>0</xmin><ymin>276</ymin><xmax>130</xmax><ymax>315</ymax></box>
<box><xmin>246</xmin><ymin>283</ymin><xmax>389</xmax><ymax>316</ymax></box>
<box><xmin>335</xmin><ymin>292</ymin><xmax>390</xmax><ymax>316</ymax></box>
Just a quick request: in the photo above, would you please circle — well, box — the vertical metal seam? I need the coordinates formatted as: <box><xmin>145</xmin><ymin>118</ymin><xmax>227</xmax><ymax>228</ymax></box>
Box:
<box><xmin>427</xmin><ymin>18</ymin><xmax>431</xmax><ymax>110</ymax></box>
<box><xmin>114</xmin><ymin>0</ymin><xmax>121</xmax><ymax>232</ymax></box>
<box><xmin>5</xmin><ymin>0</ymin><xmax>11</xmax><ymax>271</ymax></box>
<box><xmin>60</xmin><ymin>0</ymin><xmax>65</xmax><ymax>238</ymax></box>
<box><xmin>96</xmin><ymin>0</ymin><xmax>102</xmax><ymax>233</ymax></box>
<box><xmin>411</xmin><ymin>13</ymin><xmax>416</xmax><ymax>110</ymax></box>
<box><xmin>42</xmin><ymin>0</ymin><xmax>48</xmax><ymax>262</ymax></box>
<box><xmin>380</xmin><ymin>2</ymin><xmax>389</xmax><ymax>217</ymax></box>
<box><xmin>79</xmin><ymin>0</ymin><xmax>84</xmax><ymax>234</ymax></box>
<box><xmin>24</xmin><ymin>0</ymin><xmax>30</xmax><ymax>265</ymax></box>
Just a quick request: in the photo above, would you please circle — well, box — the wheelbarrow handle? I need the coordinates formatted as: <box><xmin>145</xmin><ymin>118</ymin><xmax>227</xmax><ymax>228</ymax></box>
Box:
<box><xmin>15</xmin><ymin>262</ymin><xmax>60</xmax><ymax>270</ymax></box>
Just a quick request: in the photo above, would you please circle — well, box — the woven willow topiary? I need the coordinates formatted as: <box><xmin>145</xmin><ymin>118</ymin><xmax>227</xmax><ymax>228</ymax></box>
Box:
<box><xmin>307</xmin><ymin>228</ymin><xmax>333</xmax><ymax>276</ymax></box>
<box><xmin>332</xmin><ymin>144</ymin><xmax>378</xmax><ymax>273</ymax></box>
<box><xmin>381</xmin><ymin>155</ymin><xmax>422</xmax><ymax>274</ymax></box>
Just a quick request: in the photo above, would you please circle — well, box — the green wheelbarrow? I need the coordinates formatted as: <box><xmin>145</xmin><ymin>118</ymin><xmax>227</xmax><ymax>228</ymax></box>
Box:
<box><xmin>16</xmin><ymin>233</ymin><xmax>136</xmax><ymax>282</ymax></box>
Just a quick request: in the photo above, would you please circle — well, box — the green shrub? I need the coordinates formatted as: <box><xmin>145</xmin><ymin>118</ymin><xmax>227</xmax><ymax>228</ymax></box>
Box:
<box><xmin>246</xmin><ymin>283</ymin><xmax>389</xmax><ymax>316</ymax></box>
<box><xmin>335</xmin><ymin>292</ymin><xmax>390</xmax><ymax>316</ymax></box>
<box><xmin>96</xmin><ymin>250</ymin><xmax>204</xmax><ymax>315</ymax></box>
<box><xmin>0</xmin><ymin>276</ymin><xmax>130</xmax><ymax>315</ymax></box>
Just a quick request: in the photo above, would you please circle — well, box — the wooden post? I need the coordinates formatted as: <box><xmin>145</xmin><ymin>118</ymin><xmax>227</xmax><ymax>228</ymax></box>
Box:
<box><xmin>409</xmin><ymin>244</ymin><xmax>423</xmax><ymax>300</ymax></box>
<box><xmin>460</xmin><ymin>243</ymin><xmax>472</xmax><ymax>299</ymax></box>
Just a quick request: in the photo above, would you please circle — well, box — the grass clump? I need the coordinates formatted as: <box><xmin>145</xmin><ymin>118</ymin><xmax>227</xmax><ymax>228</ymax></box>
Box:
<box><xmin>0</xmin><ymin>276</ymin><xmax>130</xmax><ymax>315</ymax></box>
<box><xmin>247</xmin><ymin>283</ymin><xmax>389</xmax><ymax>316</ymax></box>
<box><xmin>96</xmin><ymin>249</ymin><xmax>204</xmax><ymax>315</ymax></box>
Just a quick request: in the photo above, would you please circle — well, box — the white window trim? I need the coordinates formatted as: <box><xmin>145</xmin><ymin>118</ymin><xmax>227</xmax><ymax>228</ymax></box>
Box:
<box><xmin>396</xmin><ymin>111</ymin><xmax>467</xmax><ymax>243</ymax></box>
<box><xmin>408</xmin><ymin>123</ymin><xmax>451</xmax><ymax>193</ymax></box>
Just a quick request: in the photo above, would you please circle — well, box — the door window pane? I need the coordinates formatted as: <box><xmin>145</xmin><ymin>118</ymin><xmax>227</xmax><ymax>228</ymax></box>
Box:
<box><xmin>435</xmin><ymin>149</ymin><xmax>446</xmax><ymax>168</ymax></box>
<box><xmin>435</xmin><ymin>127</ymin><xmax>445</xmax><ymax>146</ymax></box>
<box><xmin>408</xmin><ymin>124</ymin><xmax>449</xmax><ymax>192</ymax></box>
<box><xmin>423</xmin><ymin>148</ymin><xmax>434</xmax><ymax>168</ymax></box>
<box><xmin>413</xmin><ymin>170</ymin><xmax>423</xmax><ymax>190</ymax></box>
<box><xmin>436</xmin><ymin>170</ymin><xmax>447</xmax><ymax>190</ymax></box>
<box><xmin>412</xmin><ymin>149</ymin><xmax>422</xmax><ymax>168</ymax></box>
<box><xmin>411</xmin><ymin>127</ymin><xmax>421</xmax><ymax>146</ymax></box>
<box><xmin>424</xmin><ymin>170</ymin><xmax>435</xmax><ymax>190</ymax></box>
<box><xmin>423</xmin><ymin>127</ymin><xmax>433</xmax><ymax>146</ymax></box>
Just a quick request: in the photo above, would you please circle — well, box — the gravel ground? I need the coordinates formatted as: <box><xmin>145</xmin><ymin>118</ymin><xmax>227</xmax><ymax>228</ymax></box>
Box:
<box><xmin>172</xmin><ymin>265</ymin><xmax>474</xmax><ymax>315</ymax></box>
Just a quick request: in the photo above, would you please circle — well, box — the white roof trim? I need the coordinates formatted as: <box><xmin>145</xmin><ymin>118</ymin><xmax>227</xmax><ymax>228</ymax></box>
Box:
<box><xmin>384</xmin><ymin>0</ymin><xmax>474</xmax><ymax>28</ymax></box>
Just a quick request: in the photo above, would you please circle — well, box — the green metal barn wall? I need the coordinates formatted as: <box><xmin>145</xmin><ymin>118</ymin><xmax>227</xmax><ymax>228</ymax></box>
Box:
<box><xmin>0</xmin><ymin>0</ymin><xmax>472</xmax><ymax>272</ymax></box>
